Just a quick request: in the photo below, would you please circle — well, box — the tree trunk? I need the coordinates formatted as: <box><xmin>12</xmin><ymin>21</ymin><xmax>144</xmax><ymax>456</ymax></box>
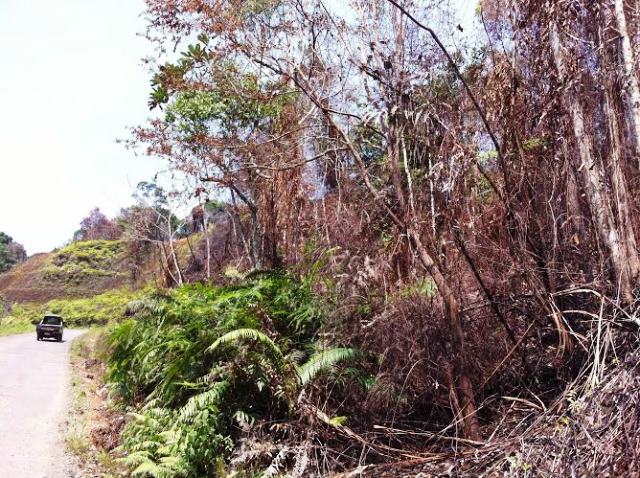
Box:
<box><xmin>613</xmin><ymin>0</ymin><xmax>640</xmax><ymax>162</ymax></box>
<box><xmin>409</xmin><ymin>228</ymin><xmax>481</xmax><ymax>441</ymax></box>
<box><xmin>250</xmin><ymin>207</ymin><xmax>262</xmax><ymax>270</ymax></box>
<box><xmin>158</xmin><ymin>242</ymin><xmax>179</xmax><ymax>287</ymax></box>
<box><xmin>604</xmin><ymin>80</ymin><xmax>640</xmax><ymax>287</ymax></box>
<box><xmin>165</xmin><ymin>217</ymin><xmax>184</xmax><ymax>287</ymax></box>
<box><xmin>563</xmin><ymin>140</ymin><xmax>587</xmax><ymax>239</ymax></box>
<box><xmin>550</xmin><ymin>23</ymin><xmax>635</xmax><ymax>301</ymax></box>
<box><xmin>205</xmin><ymin>218</ymin><xmax>212</xmax><ymax>280</ymax></box>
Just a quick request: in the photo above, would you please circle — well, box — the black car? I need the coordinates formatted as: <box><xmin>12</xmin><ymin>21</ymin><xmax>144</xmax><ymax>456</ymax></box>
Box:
<box><xmin>36</xmin><ymin>315</ymin><xmax>64</xmax><ymax>342</ymax></box>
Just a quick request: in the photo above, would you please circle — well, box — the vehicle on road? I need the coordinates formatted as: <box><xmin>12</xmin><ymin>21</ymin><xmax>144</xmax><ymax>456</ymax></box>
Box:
<box><xmin>36</xmin><ymin>315</ymin><xmax>64</xmax><ymax>342</ymax></box>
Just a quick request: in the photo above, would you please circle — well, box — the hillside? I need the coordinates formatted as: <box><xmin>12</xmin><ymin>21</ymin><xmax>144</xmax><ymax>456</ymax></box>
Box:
<box><xmin>0</xmin><ymin>239</ymin><xmax>154</xmax><ymax>336</ymax></box>
<box><xmin>0</xmin><ymin>240</ymin><xmax>136</xmax><ymax>305</ymax></box>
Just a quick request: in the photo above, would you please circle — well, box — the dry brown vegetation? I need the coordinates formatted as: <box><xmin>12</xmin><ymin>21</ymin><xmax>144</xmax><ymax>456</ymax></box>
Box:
<box><xmin>61</xmin><ymin>0</ymin><xmax>640</xmax><ymax>475</ymax></box>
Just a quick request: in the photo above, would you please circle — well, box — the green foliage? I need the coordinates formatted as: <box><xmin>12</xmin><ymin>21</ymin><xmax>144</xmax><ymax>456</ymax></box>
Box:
<box><xmin>522</xmin><ymin>136</ymin><xmax>550</xmax><ymax>150</ymax></box>
<box><xmin>240</xmin><ymin>0</ymin><xmax>281</xmax><ymax>16</ymax></box>
<box><xmin>165</xmin><ymin>90</ymin><xmax>224</xmax><ymax>131</ymax></box>
<box><xmin>55</xmin><ymin>240</ymin><xmax>123</xmax><ymax>264</ymax></box>
<box><xmin>107</xmin><ymin>274</ymin><xmax>320</xmax><ymax>406</ymax></box>
<box><xmin>0</xmin><ymin>314</ymin><xmax>33</xmax><ymax>336</ymax></box>
<box><xmin>209</xmin><ymin>328</ymin><xmax>285</xmax><ymax>369</ymax></box>
<box><xmin>204</xmin><ymin>200</ymin><xmax>225</xmax><ymax>213</ymax></box>
<box><xmin>297</xmin><ymin>348</ymin><xmax>360</xmax><ymax>387</ymax></box>
<box><xmin>120</xmin><ymin>407</ymin><xmax>232</xmax><ymax>478</ymax></box>
<box><xmin>1</xmin><ymin>288</ymin><xmax>143</xmax><ymax>331</ymax></box>
<box><xmin>165</xmin><ymin>78</ymin><xmax>296</xmax><ymax>135</ymax></box>
<box><xmin>49</xmin><ymin>289</ymin><xmax>145</xmax><ymax>326</ymax></box>
<box><xmin>150</xmin><ymin>33</ymin><xmax>296</xmax><ymax>136</ymax></box>
<box><xmin>106</xmin><ymin>274</ymin><xmax>361</xmax><ymax>477</ymax></box>
<box><xmin>0</xmin><ymin>232</ymin><xmax>26</xmax><ymax>273</ymax></box>
<box><xmin>397</xmin><ymin>278</ymin><xmax>438</xmax><ymax>299</ymax></box>
<box><xmin>43</xmin><ymin>240</ymin><xmax>125</xmax><ymax>285</ymax></box>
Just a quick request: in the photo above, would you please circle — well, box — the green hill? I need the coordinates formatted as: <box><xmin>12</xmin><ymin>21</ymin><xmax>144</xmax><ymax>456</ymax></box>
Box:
<box><xmin>0</xmin><ymin>240</ymin><xmax>134</xmax><ymax>304</ymax></box>
<box><xmin>0</xmin><ymin>240</ymin><xmax>151</xmax><ymax>335</ymax></box>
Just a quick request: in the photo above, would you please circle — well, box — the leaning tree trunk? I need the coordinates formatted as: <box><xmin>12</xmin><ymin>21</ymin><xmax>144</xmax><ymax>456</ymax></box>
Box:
<box><xmin>550</xmin><ymin>23</ymin><xmax>635</xmax><ymax>301</ymax></box>
<box><xmin>613</xmin><ymin>0</ymin><xmax>640</xmax><ymax>162</ymax></box>
<box><xmin>409</xmin><ymin>228</ymin><xmax>481</xmax><ymax>441</ymax></box>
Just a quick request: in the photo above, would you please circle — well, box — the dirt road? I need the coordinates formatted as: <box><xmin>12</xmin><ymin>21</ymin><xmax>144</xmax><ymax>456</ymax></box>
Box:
<box><xmin>0</xmin><ymin>330</ymin><xmax>85</xmax><ymax>477</ymax></box>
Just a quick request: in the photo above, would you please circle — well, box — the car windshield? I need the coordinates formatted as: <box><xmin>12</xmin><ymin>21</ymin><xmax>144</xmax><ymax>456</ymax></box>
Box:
<box><xmin>42</xmin><ymin>316</ymin><xmax>62</xmax><ymax>325</ymax></box>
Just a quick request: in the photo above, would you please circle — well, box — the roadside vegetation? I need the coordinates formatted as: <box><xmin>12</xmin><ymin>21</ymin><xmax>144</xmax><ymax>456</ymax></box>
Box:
<box><xmin>106</xmin><ymin>272</ymin><xmax>362</xmax><ymax>477</ymax></box>
<box><xmin>0</xmin><ymin>314</ymin><xmax>33</xmax><ymax>336</ymax></box>
<box><xmin>67</xmin><ymin>329</ymin><xmax>125</xmax><ymax>478</ymax></box>
<box><xmin>0</xmin><ymin>288</ymin><xmax>143</xmax><ymax>333</ymax></box>
<box><xmin>3</xmin><ymin>0</ymin><xmax>640</xmax><ymax>476</ymax></box>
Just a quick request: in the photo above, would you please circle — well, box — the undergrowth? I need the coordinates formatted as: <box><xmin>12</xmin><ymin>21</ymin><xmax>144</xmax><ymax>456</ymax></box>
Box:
<box><xmin>106</xmin><ymin>271</ymin><xmax>363</xmax><ymax>477</ymax></box>
<box><xmin>0</xmin><ymin>314</ymin><xmax>33</xmax><ymax>336</ymax></box>
<box><xmin>68</xmin><ymin>329</ymin><xmax>125</xmax><ymax>477</ymax></box>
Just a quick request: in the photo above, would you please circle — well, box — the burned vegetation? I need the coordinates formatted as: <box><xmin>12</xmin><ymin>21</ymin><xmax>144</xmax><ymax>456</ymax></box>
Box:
<box><xmin>73</xmin><ymin>0</ymin><xmax>640</xmax><ymax>476</ymax></box>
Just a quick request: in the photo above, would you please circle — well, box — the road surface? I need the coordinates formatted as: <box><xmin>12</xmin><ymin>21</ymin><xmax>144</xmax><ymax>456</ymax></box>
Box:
<box><xmin>0</xmin><ymin>330</ymin><xmax>85</xmax><ymax>477</ymax></box>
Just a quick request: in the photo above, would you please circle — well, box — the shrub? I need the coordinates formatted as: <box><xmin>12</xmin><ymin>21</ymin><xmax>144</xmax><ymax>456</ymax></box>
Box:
<box><xmin>106</xmin><ymin>273</ymin><xmax>360</xmax><ymax>477</ymax></box>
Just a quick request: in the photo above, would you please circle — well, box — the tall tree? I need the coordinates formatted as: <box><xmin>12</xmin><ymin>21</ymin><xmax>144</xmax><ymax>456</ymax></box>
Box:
<box><xmin>74</xmin><ymin>208</ymin><xmax>122</xmax><ymax>242</ymax></box>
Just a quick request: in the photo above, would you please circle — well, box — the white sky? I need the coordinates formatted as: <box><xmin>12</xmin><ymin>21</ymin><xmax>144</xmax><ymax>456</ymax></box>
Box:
<box><xmin>0</xmin><ymin>0</ymin><xmax>160</xmax><ymax>254</ymax></box>
<box><xmin>0</xmin><ymin>0</ymin><xmax>479</xmax><ymax>255</ymax></box>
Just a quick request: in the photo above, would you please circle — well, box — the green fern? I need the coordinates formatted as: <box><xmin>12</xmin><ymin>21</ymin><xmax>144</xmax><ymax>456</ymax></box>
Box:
<box><xmin>130</xmin><ymin>460</ymin><xmax>171</xmax><ymax>478</ymax></box>
<box><xmin>106</xmin><ymin>275</ymin><xmax>363</xmax><ymax>477</ymax></box>
<box><xmin>178</xmin><ymin>381</ymin><xmax>229</xmax><ymax>423</ymax></box>
<box><xmin>296</xmin><ymin>348</ymin><xmax>359</xmax><ymax>386</ymax></box>
<box><xmin>208</xmin><ymin>328</ymin><xmax>285</xmax><ymax>366</ymax></box>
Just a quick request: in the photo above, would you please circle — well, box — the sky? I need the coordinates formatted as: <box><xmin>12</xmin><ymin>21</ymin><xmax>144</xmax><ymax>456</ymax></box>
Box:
<box><xmin>0</xmin><ymin>0</ymin><xmax>160</xmax><ymax>254</ymax></box>
<box><xmin>0</xmin><ymin>0</ymin><xmax>479</xmax><ymax>255</ymax></box>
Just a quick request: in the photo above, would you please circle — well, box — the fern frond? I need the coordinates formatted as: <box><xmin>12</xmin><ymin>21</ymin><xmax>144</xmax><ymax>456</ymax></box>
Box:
<box><xmin>233</xmin><ymin>409</ymin><xmax>256</xmax><ymax>428</ymax></box>
<box><xmin>127</xmin><ymin>297</ymin><xmax>166</xmax><ymax>317</ymax></box>
<box><xmin>178</xmin><ymin>381</ymin><xmax>229</xmax><ymax>423</ymax></box>
<box><xmin>131</xmin><ymin>461</ymin><xmax>164</xmax><ymax>477</ymax></box>
<box><xmin>208</xmin><ymin>328</ymin><xmax>284</xmax><ymax>364</ymax></box>
<box><xmin>296</xmin><ymin>348</ymin><xmax>359</xmax><ymax>387</ymax></box>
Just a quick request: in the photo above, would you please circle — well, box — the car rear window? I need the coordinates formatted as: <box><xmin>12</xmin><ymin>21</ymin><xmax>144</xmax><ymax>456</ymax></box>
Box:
<box><xmin>42</xmin><ymin>316</ymin><xmax>62</xmax><ymax>325</ymax></box>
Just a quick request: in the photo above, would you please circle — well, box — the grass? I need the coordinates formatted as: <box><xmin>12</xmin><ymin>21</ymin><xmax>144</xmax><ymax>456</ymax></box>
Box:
<box><xmin>66</xmin><ymin>331</ymin><xmax>97</xmax><ymax>460</ymax></box>
<box><xmin>0</xmin><ymin>240</ymin><xmax>141</xmax><ymax>305</ymax></box>
<box><xmin>0</xmin><ymin>287</ymin><xmax>147</xmax><ymax>335</ymax></box>
<box><xmin>0</xmin><ymin>315</ymin><xmax>32</xmax><ymax>336</ymax></box>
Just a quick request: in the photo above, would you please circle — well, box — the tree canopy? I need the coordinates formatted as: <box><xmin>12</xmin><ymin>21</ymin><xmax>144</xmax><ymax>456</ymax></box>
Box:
<box><xmin>0</xmin><ymin>232</ymin><xmax>26</xmax><ymax>273</ymax></box>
